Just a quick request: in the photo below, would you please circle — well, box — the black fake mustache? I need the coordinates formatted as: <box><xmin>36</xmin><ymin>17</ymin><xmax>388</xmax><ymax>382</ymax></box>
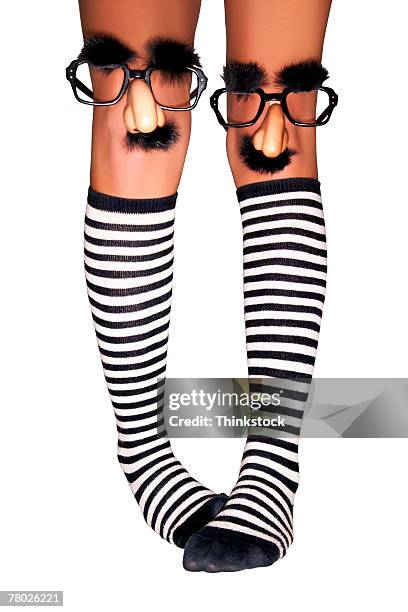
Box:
<box><xmin>126</xmin><ymin>121</ymin><xmax>180</xmax><ymax>152</ymax></box>
<box><xmin>240</xmin><ymin>135</ymin><xmax>296</xmax><ymax>174</ymax></box>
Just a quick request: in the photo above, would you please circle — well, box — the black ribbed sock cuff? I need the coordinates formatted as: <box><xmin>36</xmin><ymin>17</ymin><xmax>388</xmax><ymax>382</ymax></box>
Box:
<box><xmin>236</xmin><ymin>177</ymin><xmax>321</xmax><ymax>202</ymax></box>
<box><xmin>87</xmin><ymin>187</ymin><xmax>178</xmax><ymax>213</ymax></box>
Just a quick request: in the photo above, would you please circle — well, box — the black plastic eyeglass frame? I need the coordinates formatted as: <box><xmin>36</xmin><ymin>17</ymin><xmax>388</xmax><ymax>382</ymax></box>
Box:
<box><xmin>65</xmin><ymin>59</ymin><xmax>208</xmax><ymax>111</ymax></box>
<box><xmin>210</xmin><ymin>86</ymin><xmax>339</xmax><ymax>130</ymax></box>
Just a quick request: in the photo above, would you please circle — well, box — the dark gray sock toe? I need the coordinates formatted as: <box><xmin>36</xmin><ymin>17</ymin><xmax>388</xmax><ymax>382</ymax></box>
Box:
<box><xmin>172</xmin><ymin>494</ymin><xmax>228</xmax><ymax>549</ymax></box>
<box><xmin>183</xmin><ymin>527</ymin><xmax>280</xmax><ymax>572</ymax></box>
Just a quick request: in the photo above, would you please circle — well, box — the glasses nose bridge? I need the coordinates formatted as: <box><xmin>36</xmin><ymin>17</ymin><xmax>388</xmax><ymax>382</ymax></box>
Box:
<box><xmin>128</xmin><ymin>68</ymin><xmax>148</xmax><ymax>81</ymax></box>
<box><xmin>264</xmin><ymin>91</ymin><xmax>282</xmax><ymax>104</ymax></box>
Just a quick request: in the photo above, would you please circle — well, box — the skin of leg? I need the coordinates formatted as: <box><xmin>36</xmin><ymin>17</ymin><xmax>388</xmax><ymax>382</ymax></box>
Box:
<box><xmin>224</xmin><ymin>0</ymin><xmax>332</xmax><ymax>187</ymax></box>
<box><xmin>78</xmin><ymin>0</ymin><xmax>202</xmax><ymax>198</ymax></box>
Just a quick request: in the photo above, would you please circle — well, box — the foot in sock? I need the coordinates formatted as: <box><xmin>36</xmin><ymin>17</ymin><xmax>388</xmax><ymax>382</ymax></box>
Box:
<box><xmin>183</xmin><ymin>177</ymin><xmax>327</xmax><ymax>571</ymax></box>
<box><xmin>85</xmin><ymin>187</ymin><xmax>227</xmax><ymax>547</ymax></box>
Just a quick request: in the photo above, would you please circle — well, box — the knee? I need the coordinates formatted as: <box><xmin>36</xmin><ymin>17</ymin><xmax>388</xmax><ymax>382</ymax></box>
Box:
<box><xmin>72</xmin><ymin>34</ymin><xmax>204</xmax><ymax>196</ymax></box>
<box><xmin>217</xmin><ymin>60</ymin><xmax>337</xmax><ymax>186</ymax></box>
<box><xmin>89</xmin><ymin>74</ymin><xmax>192</xmax><ymax>197</ymax></box>
<box><xmin>90</xmin><ymin>103</ymin><xmax>191</xmax><ymax>198</ymax></box>
<box><xmin>225</xmin><ymin>116</ymin><xmax>316</xmax><ymax>186</ymax></box>
<box><xmin>97</xmin><ymin>77</ymin><xmax>192</xmax><ymax>157</ymax></box>
<box><xmin>92</xmin><ymin>100</ymin><xmax>191</xmax><ymax>161</ymax></box>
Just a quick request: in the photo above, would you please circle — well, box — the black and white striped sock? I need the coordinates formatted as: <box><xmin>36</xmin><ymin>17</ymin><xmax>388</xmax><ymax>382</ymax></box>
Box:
<box><xmin>84</xmin><ymin>188</ymin><xmax>227</xmax><ymax>547</ymax></box>
<box><xmin>184</xmin><ymin>177</ymin><xmax>327</xmax><ymax>571</ymax></box>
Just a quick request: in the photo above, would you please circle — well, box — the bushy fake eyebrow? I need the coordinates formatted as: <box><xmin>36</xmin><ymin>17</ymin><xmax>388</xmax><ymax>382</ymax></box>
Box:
<box><xmin>78</xmin><ymin>34</ymin><xmax>136</xmax><ymax>68</ymax></box>
<box><xmin>275</xmin><ymin>61</ymin><xmax>329</xmax><ymax>91</ymax></box>
<box><xmin>78</xmin><ymin>34</ymin><xmax>201</xmax><ymax>81</ymax></box>
<box><xmin>222</xmin><ymin>61</ymin><xmax>268</xmax><ymax>92</ymax></box>
<box><xmin>146</xmin><ymin>38</ymin><xmax>201</xmax><ymax>73</ymax></box>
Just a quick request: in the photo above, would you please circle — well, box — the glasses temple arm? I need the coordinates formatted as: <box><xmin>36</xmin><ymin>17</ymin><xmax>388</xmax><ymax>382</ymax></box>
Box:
<box><xmin>74</xmin><ymin>78</ymin><xmax>94</xmax><ymax>100</ymax></box>
<box><xmin>316</xmin><ymin>106</ymin><xmax>331</xmax><ymax>123</ymax></box>
<box><xmin>190</xmin><ymin>86</ymin><xmax>199</xmax><ymax>100</ymax></box>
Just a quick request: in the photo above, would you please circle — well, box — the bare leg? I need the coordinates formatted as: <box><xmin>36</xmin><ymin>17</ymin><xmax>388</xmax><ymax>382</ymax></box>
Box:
<box><xmin>79</xmin><ymin>0</ymin><xmax>201</xmax><ymax>197</ymax></box>
<box><xmin>224</xmin><ymin>0</ymin><xmax>332</xmax><ymax>187</ymax></box>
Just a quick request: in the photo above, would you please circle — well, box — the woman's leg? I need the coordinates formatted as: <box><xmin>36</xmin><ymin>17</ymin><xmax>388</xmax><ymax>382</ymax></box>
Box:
<box><xmin>78</xmin><ymin>0</ymin><xmax>226</xmax><ymax>548</ymax></box>
<box><xmin>184</xmin><ymin>0</ymin><xmax>331</xmax><ymax>571</ymax></box>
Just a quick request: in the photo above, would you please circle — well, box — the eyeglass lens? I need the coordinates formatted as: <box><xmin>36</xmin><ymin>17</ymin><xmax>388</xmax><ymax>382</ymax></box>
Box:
<box><xmin>73</xmin><ymin>63</ymin><xmax>126</xmax><ymax>104</ymax></box>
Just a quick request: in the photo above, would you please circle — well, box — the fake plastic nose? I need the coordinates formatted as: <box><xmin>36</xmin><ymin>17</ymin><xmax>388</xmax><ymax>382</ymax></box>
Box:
<box><xmin>123</xmin><ymin>79</ymin><xmax>165</xmax><ymax>134</ymax></box>
<box><xmin>252</xmin><ymin>103</ymin><xmax>289</xmax><ymax>158</ymax></box>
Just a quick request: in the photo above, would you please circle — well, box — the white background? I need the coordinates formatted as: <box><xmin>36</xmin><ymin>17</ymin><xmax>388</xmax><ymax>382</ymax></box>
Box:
<box><xmin>1</xmin><ymin>1</ymin><xmax>407</xmax><ymax>610</ymax></box>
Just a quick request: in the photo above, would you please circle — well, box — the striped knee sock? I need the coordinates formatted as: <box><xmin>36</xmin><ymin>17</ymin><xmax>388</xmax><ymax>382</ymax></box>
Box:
<box><xmin>84</xmin><ymin>188</ymin><xmax>226</xmax><ymax>547</ymax></box>
<box><xmin>184</xmin><ymin>177</ymin><xmax>327</xmax><ymax>571</ymax></box>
